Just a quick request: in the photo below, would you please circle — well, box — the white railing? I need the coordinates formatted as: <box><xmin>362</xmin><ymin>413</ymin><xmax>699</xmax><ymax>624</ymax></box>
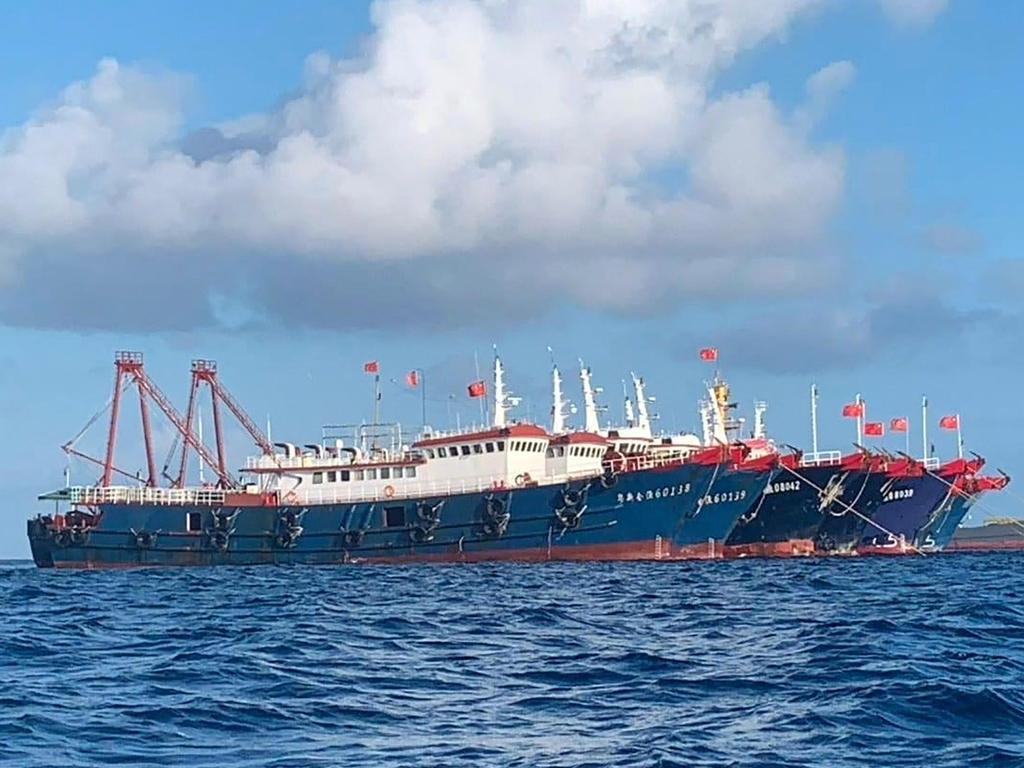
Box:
<box><xmin>67</xmin><ymin>486</ymin><xmax>228</xmax><ymax>506</ymax></box>
<box><xmin>923</xmin><ymin>457</ymin><xmax>941</xmax><ymax>470</ymax></box>
<box><xmin>800</xmin><ymin>451</ymin><xmax>843</xmax><ymax>467</ymax></box>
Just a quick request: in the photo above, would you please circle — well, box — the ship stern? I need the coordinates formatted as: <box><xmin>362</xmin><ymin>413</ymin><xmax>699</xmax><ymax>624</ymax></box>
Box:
<box><xmin>27</xmin><ymin>517</ymin><xmax>55</xmax><ymax>568</ymax></box>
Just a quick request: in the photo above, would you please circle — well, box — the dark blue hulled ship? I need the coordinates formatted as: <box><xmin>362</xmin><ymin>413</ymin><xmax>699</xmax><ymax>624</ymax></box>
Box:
<box><xmin>27</xmin><ymin>353</ymin><xmax>778</xmax><ymax>569</ymax></box>
<box><xmin>857</xmin><ymin>457</ymin><xmax>983</xmax><ymax>555</ymax></box>
<box><xmin>723</xmin><ymin>451</ymin><xmax>891</xmax><ymax>557</ymax></box>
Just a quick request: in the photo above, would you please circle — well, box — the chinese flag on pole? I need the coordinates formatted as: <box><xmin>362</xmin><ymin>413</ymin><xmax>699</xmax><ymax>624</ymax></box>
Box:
<box><xmin>890</xmin><ymin>417</ymin><xmax>909</xmax><ymax>433</ymax></box>
<box><xmin>939</xmin><ymin>415</ymin><xmax>960</xmax><ymax>430</ymax></box>
<box><xmin>363</xmin><ymin>360</ymin><xmax>380</xmax><ymax>375</ymax></box>
<box><xmin>406</xmin><ymin>370</ymin><xmax>421</xmax><ymax>388</ymax></box>
<box><xmin>864</xmin><ymin>422</ymin><xmax>884</xmax><ymax>437</ymax></box>
<box><xmin>467</xmin><ymin>380</ymin><xmax>487</xmax><ymax>398</ymax></box>
<box><xmin>699</xmin><ymin>347</ymin><xmax>719</xmax><ymax>362</ymax></box>
<box><xmin>842</xmin><ymin>403</ymin><xmax>865</xmax><ymax>418</ymax></box>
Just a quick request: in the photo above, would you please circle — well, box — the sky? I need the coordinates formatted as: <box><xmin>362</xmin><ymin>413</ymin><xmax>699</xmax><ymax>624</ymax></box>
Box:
<box><xmin>1</xmin><ymin>0</ymin><xmax>1022</xmax><ymax>558</ymax></box>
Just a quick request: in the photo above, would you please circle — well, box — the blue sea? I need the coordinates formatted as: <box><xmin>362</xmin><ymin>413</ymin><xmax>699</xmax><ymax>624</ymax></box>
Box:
<box><xmin>2</xmin><ymin>556</ymin><xmax>1024</xmax><ymax>767</ymax></box>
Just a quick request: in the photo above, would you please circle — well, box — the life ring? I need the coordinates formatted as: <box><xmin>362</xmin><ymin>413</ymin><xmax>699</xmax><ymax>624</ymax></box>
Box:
<box><xmin>514</xmin><ymin>474</ymin><xmax>525</xmax><ymax>487</ymax></box>
<box><xmin>383</xmin><ymin>485</ymin><xmax>396</xmax><ymax>498</ymax></box>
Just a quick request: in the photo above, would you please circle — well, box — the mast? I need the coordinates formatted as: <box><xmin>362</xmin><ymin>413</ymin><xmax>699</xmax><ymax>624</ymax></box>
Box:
<box><xmin>810</xmin><ymin>383</ymin><xmax>820</xmax><ymax>455</ymax></box>
<box><xmin>707</xmin><ymin>377</ymin><xmax>730</xmax><ymax>445</ymax></box>
<box><xmin>753</xmin><ymin>401</ymin><xmax>768</xmax><ymax>440</ymax></box>
<box><xmin>623</xmin><ymin>382</ymin><xmax>636</xmax><ymax>427</ymax></box>
<box><xmin>493</xmin><ymin>351</ymin><xmax>508</xmax><ymax>428</ymax></box>
<box><xmin>551</xmin><ymin>362</ymin><xmax>569</xmax><ymax>434</ymax></box>
<box><xmin>631</xmin><ymin>373</ymin><xmax>652</xmax><ymax>437</ymax></box>
<box><xmin>580</xmin><ymin>360</ymin><xmax>601</xmax><ymax>433</ymax></box>
<box><xmin>700</xmin><ymin>401</ymin><xmax>715</xmax><ymax>446</ymax></box>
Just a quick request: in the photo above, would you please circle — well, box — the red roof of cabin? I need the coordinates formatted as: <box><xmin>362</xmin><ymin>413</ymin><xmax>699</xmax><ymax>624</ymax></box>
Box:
<box><xmin>413</xmin><ymin>423</ymin><xmax>549</xmax><ymax>449</ymax></box>
<box><xmin>549</xmin><ymin>432</ymin><xmax>609</xmax><ymax>446</ymax></box>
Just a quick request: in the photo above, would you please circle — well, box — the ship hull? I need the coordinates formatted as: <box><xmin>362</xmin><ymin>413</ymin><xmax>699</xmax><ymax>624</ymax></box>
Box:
<box><xmin>810</xmin><ymin>472</ymin><xmax>890</xmax><ymax>554</ymax></box>
<box><xmin>857</xmin><ymin>475</ymin><xmax>954</xmax><ymax>555</ymax></box>
<box><xmin>723</xmin><ymin>465</ymin><xmax>883</xmax><ymax>558</ymax></box>
<box><xmin>916</xmin><ymin>495</ymin><xmax>973</xmax><ymax>552</ymax></box>
<box><xmin>29</xmin><ymin>463</ymin><xmax>773</xmax><ymax>569</ymax></box>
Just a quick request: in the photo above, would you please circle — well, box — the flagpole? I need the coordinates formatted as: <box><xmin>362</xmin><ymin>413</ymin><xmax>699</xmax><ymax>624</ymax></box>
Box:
<box><xmin>373</xmin><ymin>372</ymin><xmax>381</xmax><ymax>449</ymax></box>
<box><xmin>957</xmin><ymin>413</ymin><xmax>963</xmax><ymax>459</ymax></box>
<box><xmin>921</xmin><ymin>395</ymin><xmax>928</xmax><ymax>461</ymax></box>
<box><xmin>474</xmin><ymin>351</ymin><xmax>485</xmax><ymax>426</ymax></box>
<box><xmin>905</xmin><ymin>421</ymin><xmax>910</xmax><ymax>457</ymax></box>
<box><xmin>855</xmin><ymin>392</ymin><xmax>863</xmax><ymax>444</ymax></box>
<box><xmin>420</xmin><ymin>369</ymin><xmax>426</xmax><ymax>428</ymax></box>
<box><xmin>810</xmin><ymin>383</ymin><xmax>819</xmax><ymax>456</ymax></box>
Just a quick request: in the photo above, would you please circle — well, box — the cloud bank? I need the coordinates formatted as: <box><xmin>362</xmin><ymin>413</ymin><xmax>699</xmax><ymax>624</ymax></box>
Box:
<box><xmin>0</xmin><ymin>0</ymin><xmax>863</xmax><ymax>332</ymax></box>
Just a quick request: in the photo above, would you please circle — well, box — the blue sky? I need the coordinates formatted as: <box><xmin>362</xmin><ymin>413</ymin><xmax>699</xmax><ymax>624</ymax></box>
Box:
<box><xmin>1</xmin><ymin>0</ymin><xmax>1022</xmax><ymax>557</ymax></box>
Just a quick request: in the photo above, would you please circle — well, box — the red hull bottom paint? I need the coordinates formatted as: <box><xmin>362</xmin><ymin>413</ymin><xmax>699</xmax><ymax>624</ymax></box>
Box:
<box><xmin>51</xmin><ymin>539</ymin><xmax>730</xmax><ymax>569</ymax></box>
<box><xmin>720</xmin><ymin>539</ymin><xmax>816</xmax><ymax>559</ymax></box>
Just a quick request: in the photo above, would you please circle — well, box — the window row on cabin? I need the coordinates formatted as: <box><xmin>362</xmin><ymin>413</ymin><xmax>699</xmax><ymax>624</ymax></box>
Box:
<box><xmin>546</xmin><ymin>445</ymin><xmax>605</xmax><ymax>459</ymax></box>
<box><xmin>422</xmin><ymin>439</ymin><xmax>548</xmax><ymax>459</ymax></box>
<box><xmin>311</xmin><ymin>466</ymin><xmax>418</xmax><ymax>485</ymax></box>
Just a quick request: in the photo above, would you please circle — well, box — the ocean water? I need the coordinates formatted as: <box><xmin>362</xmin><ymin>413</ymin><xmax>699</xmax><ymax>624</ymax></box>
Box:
<box><xmin>2</xmin><ymin>556</ymin><xmax>1024</xmax><ymax>768</ymax></box>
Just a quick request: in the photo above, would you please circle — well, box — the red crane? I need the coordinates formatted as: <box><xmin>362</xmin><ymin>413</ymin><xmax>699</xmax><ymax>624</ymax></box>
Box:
<box><xmin>177</xmin><ymin>359</ymin><xmax>275</xmax><ymax>488</ymax></box>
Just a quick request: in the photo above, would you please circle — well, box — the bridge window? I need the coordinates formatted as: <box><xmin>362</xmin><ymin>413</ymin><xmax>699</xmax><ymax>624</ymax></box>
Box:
<box><xmin>380</xmin><ymin>467</ymin><xmax>391</xmax><ymax>480</ymax></box>
<box><xmin>425</xmin><ymin>449</ymin><xmax>435</xmax><ymax>459</ymax></box>
<box><xmin>473</xmin><ymin>444</ymin><xmax>483</xmax><ymax>454</ymax></box>
<box><xmin>485</xmin><ymin>442</ymin><xmax>494</xmax><ymax>453</ymax></box>
<box><xmin>313</xmin><ymin>472</ymin><xmax>324</xmax><ymax>485</ymax></box>
<box><xmin>437</xmin><ymin>447</ymin><xmax>447</xmax><ymax>458</ymax></box>
<box><xmin>352</xmin><ymin>470</ymin><xmax>364</xmax><ymax>481</ymax></box>
<box><xmin>497</xmin><ymin>441</ymin><xmax>505</xmax><ymax>451</ymax></box>
<box><xmin>327</xmin><ymin>471</ymin><xmax>337</xmax><ymax>483</ymax></box>
<box><xmin>404</xmin><ymin>466</ymin><xmax>417</xmax><ymax>478</ymax></box>
<box><xmin>186</xmin><ymin>511</ymin><xmax>202</xmax><ymax>532</ymax></box>
<box><xmin>341</xmin><ymin>470</ymin><xmax>350</xmax><ymax>482</ymax></box>
<box><xmin>384</xmin><ymin>506</ymin><xmax>406</xmax><ymax>528</ymax></box>
<box><xmin>460</xmin><ymin>445</ymin><xmax>471</xmax><ymax>456</ymax></box>
<box><xmin>366</xmin><ymin>468</ymin><xmax>377</xmax><ymax>480</ymax></box>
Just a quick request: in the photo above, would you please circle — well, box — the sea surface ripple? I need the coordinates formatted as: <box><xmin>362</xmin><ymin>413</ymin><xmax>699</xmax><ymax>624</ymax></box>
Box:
<box><xmin>3</xmin><ymin>555</ymin><xmax>1024</xmax><ymax>767</ymax></box>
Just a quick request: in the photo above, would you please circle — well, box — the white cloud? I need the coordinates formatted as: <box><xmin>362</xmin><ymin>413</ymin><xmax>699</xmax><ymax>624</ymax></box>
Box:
<box><xmin>877</xmin><ymin>0</ymin><xmax>949</xmax><ymax>28</ymax></box>
<box><xmin>0</xmin><ymin>0</ymin><xmax>852</xmax><ymax>332</ymax></box>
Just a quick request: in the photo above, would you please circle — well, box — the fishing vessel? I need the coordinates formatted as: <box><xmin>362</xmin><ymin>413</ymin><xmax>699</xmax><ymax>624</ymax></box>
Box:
<box><xmin>926</xmin><ymin>473</ymin><xmax>1011</xmax><ymax>550</ymax></box>
<box><xmin>724</xmin><ymin>450</ymin><xmax>891</xmax><ymax>557</ymax></box>
<box><xmin>27</xmin><ymin>352</ymin><xmax>776</xmax><ymax>568</ymax></box>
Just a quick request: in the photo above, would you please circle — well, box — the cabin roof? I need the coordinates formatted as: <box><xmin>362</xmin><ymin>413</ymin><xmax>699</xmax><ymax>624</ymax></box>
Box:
<box><xmin>549</xmin><ymin>431</ymin><xmax>609</xmax><ymax>446</ymax></box>
<box><xmin>413</xmin><ymin>423</ymin><xmax>549</xmax><ymax>448</ymax></box>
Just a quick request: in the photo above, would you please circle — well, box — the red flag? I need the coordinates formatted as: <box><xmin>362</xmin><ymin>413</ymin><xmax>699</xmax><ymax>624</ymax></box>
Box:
<box><xmin>406</xmin><ymin>370</ymin><xmax>421</xmax><ymax>388</ymax></box>
<box><xmin>864</xmin><ymin>422</ymin><xmax>884</xmax><ymax>437</ymax></box>
<box><xmin>363</xmin><ymin>360</ymin><xmax>380</xmax><ymax>375</ymax></box>
<box><xmin>467</xmin><ymin>380</ymin><xmax>487</xmax><ymax>398</ymax></box>
<box><xmin>939</xmin><ymin>415</ymin><xmax>960</xmax><ymax>430</ymax></box>
<box><xmin>842</xmin><ymin>403</ymin><xmax>864</xmax><ymax>418</ymax></box>
<box><xmin>890</xmin><ymin>417</ymin><xmax>909</xmax><ymax>433</ymax></box>
<box><xmin>699</xmin><ymin>347</ymin><xmax>718</xmax><ymax>362</ymax></box>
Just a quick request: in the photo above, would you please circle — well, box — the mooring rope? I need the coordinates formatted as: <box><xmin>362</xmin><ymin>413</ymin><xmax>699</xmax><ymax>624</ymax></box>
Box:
<box><xmin>777</xmin><ymin>462</ymin><xmax>927</xmax><ymax>557</ymax></box>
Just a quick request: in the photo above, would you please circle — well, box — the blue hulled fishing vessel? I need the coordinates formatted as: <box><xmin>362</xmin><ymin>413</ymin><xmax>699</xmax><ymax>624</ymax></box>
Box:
<box><xmin>28</xmin><ymin>352</ymin><xmax>776</xmax><ymax>568</ymax></box>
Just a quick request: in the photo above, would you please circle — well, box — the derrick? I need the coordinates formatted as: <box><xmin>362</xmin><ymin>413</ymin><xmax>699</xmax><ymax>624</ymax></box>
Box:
<box><xmin>177</xmin><ymin>359</ymin><xmax>274</xmax><ymax>487</ymax></box>
<box><xmin>63</xmin><ymin>352</ymin><xmax>270</xmax><ymax>491</ymax></box>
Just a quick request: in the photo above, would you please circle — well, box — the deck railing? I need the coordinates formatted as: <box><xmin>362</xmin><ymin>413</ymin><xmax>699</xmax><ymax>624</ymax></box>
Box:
<box><xmin>67</xmin><ymin>486</ymin><xmax>228</xmax><ymax>506</ymax></box>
